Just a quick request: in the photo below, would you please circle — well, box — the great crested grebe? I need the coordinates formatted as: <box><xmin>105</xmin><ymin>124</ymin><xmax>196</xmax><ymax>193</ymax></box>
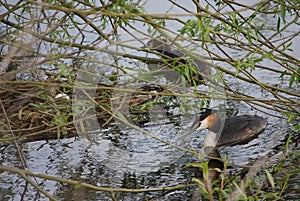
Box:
<box><xmin>190</xmin><ymin>108</ymin><xmax>268</xmax><ymax>148</ymax></box>
<box><xmin>144</xmin><ymin>38</ymin><xmax>211</xmax><ymax>85</ymax></box>
<box><xmin>189</xmin><ymin>108</ymin><xmax>268</xmax><ymax>186</ymax></box>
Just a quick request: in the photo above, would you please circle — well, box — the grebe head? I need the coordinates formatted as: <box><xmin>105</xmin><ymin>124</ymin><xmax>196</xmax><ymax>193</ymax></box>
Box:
<box><xmin>190</xmin><ymin>108</ymin><xmax>221</xmax><ymax>132</ymax></box>
<box><xmin>144</xmin><ymin>38</ymin><xmax>171</xmax><ymax>53</ymax></box>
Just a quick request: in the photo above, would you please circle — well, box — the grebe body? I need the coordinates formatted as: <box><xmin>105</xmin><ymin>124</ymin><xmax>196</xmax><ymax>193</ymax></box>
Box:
<box><xmin>191</xmin><ymin>109</ymin><xmax>267</xmax><ymax>148</ymax></box>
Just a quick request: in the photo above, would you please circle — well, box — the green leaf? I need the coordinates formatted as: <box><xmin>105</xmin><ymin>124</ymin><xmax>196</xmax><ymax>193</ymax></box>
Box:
<box><xmin>279</xmin><ymin>70</ymin><xmax>287</xmax><ymax>78</ymax></box>
<box><xmin>235</xmin><ymin>60</ymin><xmax>241</xmax><ymax>76</ymax></box>
<box><xmin>214</xmin><ymin>24</ymin><xmax>221</xmax><ymax>32</ymax></box>
<box><xmin>265</xmin><ymin>170</ymin><xmax>275</xmax><ymax>189</ymax></box>
<box><xmin>199</xmin><ymin>99</ymin><xmax>205</xmax><ymax>109</ymax></box>
<box><xmin>280</xmin><ymin>5</ymin><xmax>286</xmax><ymax>22</ymax></box>
<box><xmin>276</xmin><ymin>17</ymin><xmax>281</xmax><ymax>32</ymax></box>
<box><xmin>247</xmin><ymin>30</ymin><xmax>252</xmax><ymax>45</ymax></box>
<box><xmin>204</xmin><ymin>26</ymin><xmax>211</xmax><ymax>41</ymax></box>
<box><xmin>288</xmin><ymin>114</ymin><xmax>295</xmax><ymax>123</ymax></box>
<box><xmin>234</xmin><ymin>18</ymin><xmax>239</xmax><ymax>27</ymax></box>
<box><xmin>293</xmin><ymin>123</ymin><xmax>300</xmax><ymax>131</ymax></box>
<box><xmin>57</xmin><ymin>127</ymin><xmax>61</xmax><ymax>139</ymax></box>
<box><xmin>284</xmin><ymin>134</ymin><xmax>291</xmax><ymax>153</ymax></box>
<box><xmin>198</xmin><ymin>19</ymin><xmax>204</xmax><ymax>32</ymax></box>
<box><xmin>202</xmin><ymin>161</ymin><xmax>209</xmax><ymax>180</ymax></box>
<box><xmin>185</xmin><ymin>162</ymin><xmax>201</xmax><ymax>168</ymax></box>
<box><xmin>289</xmin><ymin>73</ymin><xmax>295</xmax><ymax>87</ymax></box>
<box><xmin>192</xmin><ymin>178</ymin><xmax>205</xmax><ymax>188</ymax></box>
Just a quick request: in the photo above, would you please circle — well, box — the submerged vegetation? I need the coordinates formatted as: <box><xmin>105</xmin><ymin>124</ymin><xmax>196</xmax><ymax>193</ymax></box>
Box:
<box><xmin>0</xmin><ymin>0</ymin><xmax>299</xmax><ymax>200</ymax></box>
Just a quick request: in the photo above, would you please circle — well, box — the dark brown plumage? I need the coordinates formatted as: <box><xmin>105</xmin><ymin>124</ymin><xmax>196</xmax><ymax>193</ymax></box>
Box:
<box><xmin>216</xmin><ymin>115</ymin><xmax>267</xmax><ymax>147</ymax></box>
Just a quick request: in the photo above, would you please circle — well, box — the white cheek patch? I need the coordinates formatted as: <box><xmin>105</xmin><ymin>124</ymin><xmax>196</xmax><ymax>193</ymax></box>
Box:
<box><xmin>204</xmin><ymin>131</ymin><xmax>218</xmax><ymax>147</ymax></box>
<box><xmin>196</xmin><ymin>118</ymin><xmax>209</xmax><ymax>131</ymax></box>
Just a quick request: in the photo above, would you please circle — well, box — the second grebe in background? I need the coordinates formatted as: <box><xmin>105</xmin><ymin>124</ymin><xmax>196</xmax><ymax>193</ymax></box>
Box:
<box><xmin>144</xmin><ymin>38</ymin><xmax>211</xmax><ymax>85</ymax></box>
